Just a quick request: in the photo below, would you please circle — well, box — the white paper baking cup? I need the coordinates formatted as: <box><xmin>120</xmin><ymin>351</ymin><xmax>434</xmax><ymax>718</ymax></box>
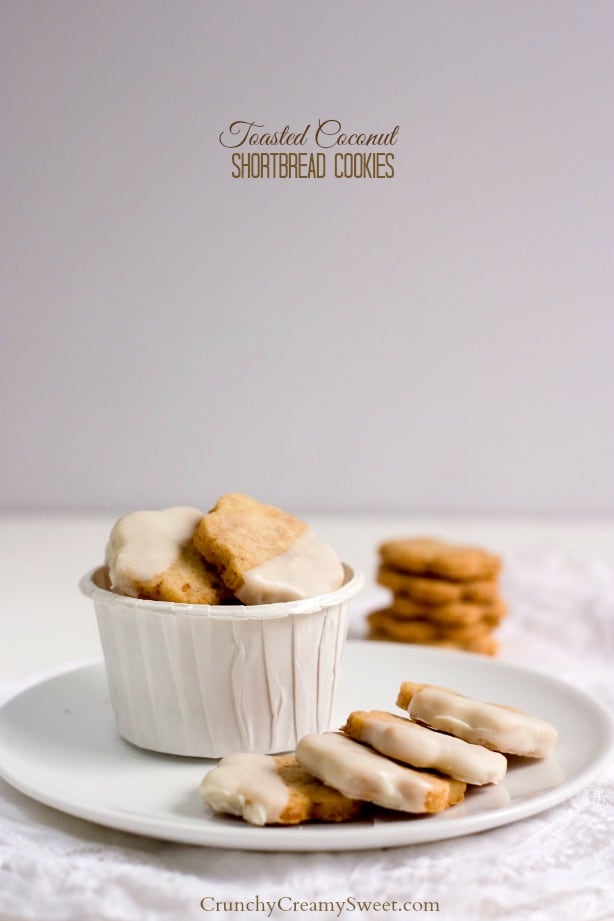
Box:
<box><xmin>80</xmin><ymin>564</ymin><xmax>364</xmax><ymax>758</ymax></box>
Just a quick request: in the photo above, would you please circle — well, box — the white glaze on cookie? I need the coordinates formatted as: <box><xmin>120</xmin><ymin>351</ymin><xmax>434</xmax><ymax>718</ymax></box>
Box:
<box><xmin>199</xmin><ymin>753</ymin><xmax>290</xmax><ymax>826</ymax></box>
<box><xmin>236</xmin><ymin>529</ymin><xmax>345</xmax><ymax>604</ymax></box>
<box><xmin>407</xmin><ymin>688</ymin><xmax>558</xmax><ymax>757</ymax></box>
<box><xmin>105</xmin><ymin>506</ymin><xmax>203</xmax><ymax>596</ymax></box>
<box><xmin>345</xmin><ymin>711</ymin><xmax>507</xmax><ymax>785</ymax></box>
<box><xmin>295</xmin><ymin>732</ymin><xmax>459</xmax><ymax>813</ymax></box>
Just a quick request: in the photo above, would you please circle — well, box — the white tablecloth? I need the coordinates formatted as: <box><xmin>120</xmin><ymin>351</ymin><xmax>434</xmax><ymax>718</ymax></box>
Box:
<box><xmin>1</xmin><ymin>550</ymin><xmax>613</xmax><ymax>921</ymax></box>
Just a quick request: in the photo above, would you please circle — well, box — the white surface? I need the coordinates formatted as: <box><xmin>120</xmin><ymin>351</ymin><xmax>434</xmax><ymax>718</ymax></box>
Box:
<box><xmin>0</xmin><ymin>646</ymin><xmax>611</xmax><ymax>851</ymax></box>
<box><xmin>3</xmin><ymin>2</ymin><xmax>614</xmax><ymax>515</ymax></box>
<box><xmin>1</xmin><ymin>515</ymin><xmax>614</xmax><ymax>920</ymax></box>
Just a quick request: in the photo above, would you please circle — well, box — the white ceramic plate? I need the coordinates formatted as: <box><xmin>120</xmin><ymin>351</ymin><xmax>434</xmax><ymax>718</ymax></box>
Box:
<box><xmin>0</xmin><ymin>641</ymin><xmax>612</xmax><ymax>851</ymax></box>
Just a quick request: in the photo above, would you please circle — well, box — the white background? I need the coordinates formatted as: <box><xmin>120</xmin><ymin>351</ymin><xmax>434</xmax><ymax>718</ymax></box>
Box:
<box><xmin>2</xmin><ymin>0</ymin><xmax>613</xmax><ymax>514</ymax></box>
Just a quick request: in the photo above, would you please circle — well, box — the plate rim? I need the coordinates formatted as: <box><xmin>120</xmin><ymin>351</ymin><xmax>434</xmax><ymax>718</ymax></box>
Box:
<box><xmin>0</xmin><ymin>642</ymin><xmax>612</xmax><ymax>852</ymax></box>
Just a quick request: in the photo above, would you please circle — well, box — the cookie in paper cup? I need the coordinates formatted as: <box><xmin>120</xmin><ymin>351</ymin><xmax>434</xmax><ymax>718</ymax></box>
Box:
<box><xmin>80</xmin><ymin>564</ymin><xmax>363</xmax><ymax>758</ymax></box>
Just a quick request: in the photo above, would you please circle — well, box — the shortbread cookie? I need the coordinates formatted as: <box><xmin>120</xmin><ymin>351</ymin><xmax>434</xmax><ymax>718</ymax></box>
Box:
<box><xmin>133</xmin><ymin>543</ymin><xmax>230</xmax><ymax>604</ymax></box>
<box><xmin>105</xmin><ymin>507</ymin><xmax>227</xmax><ymax>604</ymax></box>
<box><xmin>379</xmin><ymin>538</ymin><xmax>501</xmax><ymax>582</ymax></box>
<box><xmin>200</xmin><ymin>752</ymin><xmax>364</xmax><ymax>826</ymax></box>
<box><xmin>295</xmin><ymin>732</ymin><xmax>466</xmax><ymax>813</ymax></box>
<box><xmin>378</xmin><ymin>567</ymin><xmax>499</xmax><ymax>605</ymax></box>
<box><xmin>389</xmin><ymin>596</ymin><xmax>484</xmax><ymax>625</ymax></box>
<box><xmin>396</xmin><ymin>683</ymin><xmax>557</xmax><ymax>757</ymax></box>
<box><xmin>368</xmin><ymin>626</ymin><xmax>499</xmax><ymax>656</ymax></box>
<box><xmin>341</xmin><ymin>710</ymin><xmax>507</xmax><ymax>785</ymax></box>
<box><xmin>368</xmin><ymin>609</ymin><xmax>490</xmax><ymax>643</ymax></box>
<box><xmin>367</xmin><ymin>610</ymin><xmax>436</xmax><ymax>643</ymax></box>
<box><xmin>194</xmin><ymin>493</ymin><xmax>344</xmax><ymax>603</ymax></box>
<box><xmin>429</xmin><ymin>634</ymin><xmax>500</xmax><ymax>656</ymax></box>
<box><xmin>390</xmin><ymin>595</ymin><xmax>507</xmax><ymax>627</ymax></box>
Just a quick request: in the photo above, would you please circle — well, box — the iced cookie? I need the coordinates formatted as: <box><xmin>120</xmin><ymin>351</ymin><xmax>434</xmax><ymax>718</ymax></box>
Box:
<box><xmin>200</xmin><ymin>752</ymin><xmax>364</xmax><ymax>826</ymax></box>
<box><xmin>396</xmin><ymin>683</ymin><xmax>558</xmax><ymax>757</ymax></box>
<box><xmin>295</xmin><ymin>732</ymin><xmax>466</xmax><ymax>813</ymax></box>
<box><xmin>379</xmin><ymin>538</ymin><xmax>501</xmax><ymax>582</ymax></box>
<box><xmin>105</xmin><ymin>506</ymin><xmax>227</xmax><ymax>604</ymax></box>
<box><xmin>194</xmin><ymin>493</ymin><xmax>344</xmax><ymax>603</ymax></box>
<box><xmin>378</xmin><ymin>567</ymin><xmax>499</xmax><ymax>605</ymax></box>
<box><xmin>341</xmin><ymin>710</ymin><xmax>507</xmax><ymax>785</ymax></box>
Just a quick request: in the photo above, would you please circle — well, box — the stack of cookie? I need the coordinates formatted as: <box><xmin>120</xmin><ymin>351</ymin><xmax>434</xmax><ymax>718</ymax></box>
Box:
<box><xmin>368</xmin><ymin>537</ymin><xmax>505</xmax><ymax>655</ymax></box>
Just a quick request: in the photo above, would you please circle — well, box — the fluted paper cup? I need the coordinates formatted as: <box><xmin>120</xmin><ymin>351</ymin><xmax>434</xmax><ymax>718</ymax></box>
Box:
<box><xmin>80</xmin><ymin>564</ymin><xmax>363</xmax><ymax>758</ymax></box>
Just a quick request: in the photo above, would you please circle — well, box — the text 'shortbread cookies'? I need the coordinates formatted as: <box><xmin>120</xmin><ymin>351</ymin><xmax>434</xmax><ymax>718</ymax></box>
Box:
<box><xmin>341</xmin><ymin>710</ymin><xmax>507</xmax><ymax>785</ymax></box>
<box><xmin>200</xmin><ymin>752</ymin><xmax>364</xmax><ymax>826</ymax></box>
<box><xmin>396</xmin><ymin>682</ymin><xmax>558</xmax><ymax>758</ymax></box>
<box><xmin>105</xmin><ymin>506</ymin><xmax>227</xmax><ymax>604</ymax></box>
<box><xmin>194</xmin><ymin>493</ymin><xmax>345</xmax><ymax>603</ymax></box>
<box><xmin>295</xmin><ymin>732</ymin><xmax>466</xmax><ymax>813</ymax></box>
<box><xmin>379</xmin><ymin>538</ymin><xmax>501</xmax><ymax>582</ymax></box>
